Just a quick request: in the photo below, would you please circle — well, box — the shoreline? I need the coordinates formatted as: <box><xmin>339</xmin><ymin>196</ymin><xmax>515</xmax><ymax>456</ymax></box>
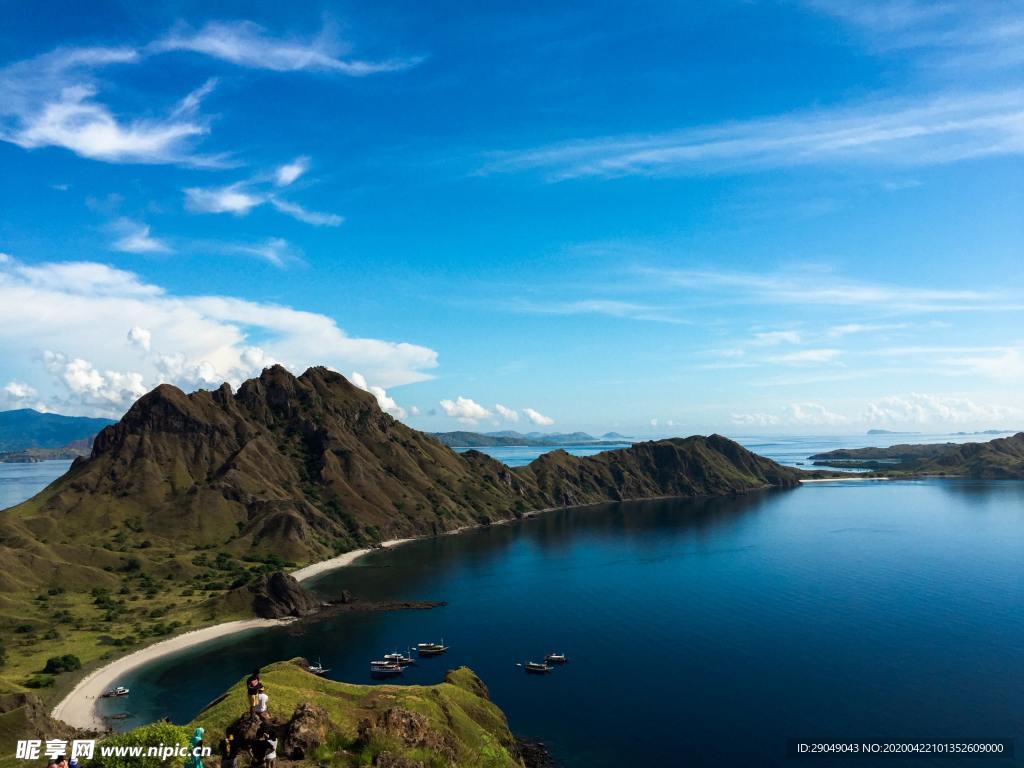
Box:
<box><xmin>51</xmin><ymin>478</ymin><xmax>879</xmax><ymax>731</ymax></box>
<box><xmin>51</xmin><ymin>538</ymin><xmax>414</xmax><ymax>731</ymax></box>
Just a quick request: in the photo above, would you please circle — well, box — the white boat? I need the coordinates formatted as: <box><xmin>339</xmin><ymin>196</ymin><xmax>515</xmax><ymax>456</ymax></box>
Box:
<box><xmin>544</xmin><ymin>653</ymin><xmax>568</xmax><ymax>664</ymax></box>
<box><xmin>523</xmin><ymin>661</ymin><xmax>552</xmax><ymax>674</ymax></box>
<box><xmin>416</xmin><ymin>640</ymin><xmax>449</xmax><ymax>656</ymax></box>
<box><xmin>370</xmin><ymin>661</ymin><xmax>403</xmax><ymax>677</ymax></box>
<box><xmin>307</xmin><ymin>658</ymin><xmax>330</xmax><ymax>675</ymax></box>
<box><xmin>101</xmin><ymin>685</ymin><xmax>130</xmax><ymax>698</ymax></box>
<box><xmin>383</xmin><ymin>650</ymin><xmax>415</xmax><ymax>666</ymax></box>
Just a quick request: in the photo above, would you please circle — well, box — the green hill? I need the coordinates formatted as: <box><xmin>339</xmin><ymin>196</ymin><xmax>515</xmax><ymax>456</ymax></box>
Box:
<box><xmin>0</xmin><ymin>366</ymin><xmax>801</xmax><ymax>698</ymax></box>
<box><xmin>186</xmin><ymin>660</ymin><xmax>524</xmax><ymax>767</ymax></box>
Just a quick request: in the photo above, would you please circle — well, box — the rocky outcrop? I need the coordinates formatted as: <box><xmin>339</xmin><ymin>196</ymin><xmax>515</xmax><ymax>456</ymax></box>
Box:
<box><xmin>248</xmin><ymin>572</ymin><xmax>321</xmax><ymax>619</ymax></box>
<box><xmin>283</xmin><ymin>702</ymin><xmax>334</xmax><ymax>759</ymax></box>
<box><xmin>357</xmin><ymin>707</ymin><xmax>456</xmax><ymax>764</ymax></box>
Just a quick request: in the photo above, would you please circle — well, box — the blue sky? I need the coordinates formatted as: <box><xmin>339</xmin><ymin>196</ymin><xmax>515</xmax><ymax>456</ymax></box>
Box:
<box><xmin>0</xmin><ymin>0</ymin><xmax>1022</xmax><ymax>435</ymax></box>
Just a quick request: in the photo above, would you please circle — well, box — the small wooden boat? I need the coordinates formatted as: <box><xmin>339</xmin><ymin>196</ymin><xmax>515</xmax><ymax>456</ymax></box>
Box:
<box><xmin>416</xmin><ymin>641</ymin><xmax>448</xmax><ymax>657</ymax></box>
<box><xmin>307</xmin><ymin>658</ymin><xmax>330</xmax><ymax>675</ymax></box>
<box><xmin>523</xmin><ymin>662</ymin><xmax>552</xmax><ymax>674</ymax></box>
<box><xmin>101</xmin><ymin>686</ymin><xmax>130</xmax><ymax>698</ymax></box>
<box><xmin>370</xmin><ymin>661</ymin><xmax>403</xmax><ymax>677</ymax></box>
<box><xmin>383</xmin><ymin>651</ymin><xmax>415</xmax><ymax>666</ymax></box>
<box><xmin>544</xmin><ymin>653</ymin><xmax>568</xmax><ymax>664</ymax></box>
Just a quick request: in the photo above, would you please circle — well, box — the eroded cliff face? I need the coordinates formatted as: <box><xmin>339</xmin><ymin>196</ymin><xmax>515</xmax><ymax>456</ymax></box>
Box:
<box><xmin>2</xmin><ymin>366</ymin><xmax>800</xmax><ymax>591</ymax></box>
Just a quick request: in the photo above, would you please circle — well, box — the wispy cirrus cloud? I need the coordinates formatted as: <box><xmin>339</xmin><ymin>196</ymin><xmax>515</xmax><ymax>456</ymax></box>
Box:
<box><xmin>152</xmin><ymin>20</ymin><xmax>423</xmax><ymax>76</ymax></box>
<box><xmin>483</xmin><ymin>90</ymin><xmax>1024</xmax><ymax>181</ymax></box>
<box><xmin>111</xmin><ymin>218</ymin><xmax>171</xmax><ymax>254</ymax></box>
<box><xmin>184</xmin><ymin>158</ymin><xmax>343</xmax><ymax>227</ymax></box>
<box><xmin>806</xmin><ymin>0</ymin><xmax>1024</xmax><ymax>70</ymax></box>
<box><xmin>648</xmin><ymin>266</ymin><xmax>1018</xmax><ymax>314</ymax></box>
<box><xmin>0</xmin><ymin>46</ymin><xmax>217</xmax><ymax>164</ymax></box>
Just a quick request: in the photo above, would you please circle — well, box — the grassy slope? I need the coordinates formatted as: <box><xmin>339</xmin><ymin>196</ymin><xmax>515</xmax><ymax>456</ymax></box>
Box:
<box><xmin>0</xmin><ymin>368</ymin><xmax>802</xmax><ymax>707</ymax></box>
<box><xmin>190</xmin><ymin>661</ymin><xmax>521</xmax><ymax>767</ymax></box>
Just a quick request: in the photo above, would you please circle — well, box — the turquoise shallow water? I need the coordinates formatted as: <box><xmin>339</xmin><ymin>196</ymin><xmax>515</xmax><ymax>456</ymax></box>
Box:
<box><xmin>102</xmin><ymin>478</ymin><xmax>1024</xmax><ymax>767</ymax></box>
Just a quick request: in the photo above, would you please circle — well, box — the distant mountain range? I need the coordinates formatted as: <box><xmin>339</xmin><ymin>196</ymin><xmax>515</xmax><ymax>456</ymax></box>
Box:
<box><xmin>0</xmin><ymin>408</ymin><xmax>114</xmax><ymax>453</ymax></box>
<box><xmin>431</xmin><ymin>429</ymin><xmax>632</xmax><ymax>447</ymax></box>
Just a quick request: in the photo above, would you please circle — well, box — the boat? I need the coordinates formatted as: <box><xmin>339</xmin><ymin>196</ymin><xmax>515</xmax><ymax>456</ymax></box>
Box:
<box><xmin>307</xmin><ymin>658</ymin><xmax>330</xmax><ymax>675</ymax></box>
<box><xmin>370</xmin><ymin>661</ymin><xmax>403</xmax><ymax>677</ymax></box>
<box><xmin>100</xmin><ymin>686</ymin><xmax>130</xmax><ymax>698</ymax></box>
<box><xmin>544</xmin><ymin>653</ymin><xmax>568</xmax><ymax>664</ymax></box>
<box><xmin>523</xmin><ymin>662</ymin><xmax>552</xmax><ymax>674</ymax></box>
<box><xmin>416</xmin><ymin>641</ymin><xmax>449</xmax><ymax>657</ymax></box>
<box><xmin>383</xmin><ymin>650</ymin><xmax>415</xmax><ymax>666</ymax></box>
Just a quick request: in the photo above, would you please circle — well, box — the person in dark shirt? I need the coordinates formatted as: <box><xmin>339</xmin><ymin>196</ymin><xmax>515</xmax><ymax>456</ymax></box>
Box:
<box><xmin>218</xmin><ymin>730</ymin><xmax>239</xmax><ymax>768</ymax></box>
<box><xmin>245</xmin><ymin>669</ymin><xmax>261</xmax><ymax>712</ymax></box>
<box><xmin>249</xmin><ymin>730</ymin><xmax>269</xmax><ymax>768</ymax></box>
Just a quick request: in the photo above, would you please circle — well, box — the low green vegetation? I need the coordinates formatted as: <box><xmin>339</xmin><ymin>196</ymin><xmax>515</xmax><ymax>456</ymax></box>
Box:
<box><xmin>188</xmin><ymin>660</ymin><xmax>522</xmax><ymax>767</ymax></box>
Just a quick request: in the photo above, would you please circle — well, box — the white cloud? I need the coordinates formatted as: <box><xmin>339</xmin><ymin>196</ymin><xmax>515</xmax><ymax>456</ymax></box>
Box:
<box><xmin>785</xmin><ymin>402</ymin><xmax>849</xmax><ymax>425</ymax></box>
<box><xmin>217</xmin><ymin>238</ymin><xmax>300</xmax><ymax>268</ymax></box>
<box><xmin>752</xmin><ymin>330</ymin><xmax>802</xmax><ymax>346</ymax></box>
<box><xmin>2</xmin><ymin>380</ymin><xmax>44</xmax><ymax>410</ymax></box>
<box><xmin>351</xmin><ymin>370</ymin><xmax>406</xmax><ymax>419</ymax></box>
<box><xmin>485</xmin><ymin>90</ymin><xmax>1024</xmax><ymax>180</ymax></box>
<box><xmin>652</xmin><ymin>267</ymin><xmax>1014</xmax><ymax>314</ymax></box>
<box><xmin>112</xmin><ymin>219</ymin><xmax>171</xmax><ymax>254</ymax></box>
<box><xmin>827</xmin><ymin>322</ymin><xmax>908</xmax><ymax>337</ymax></box>
<box><xmin>186</xmin><ymin>176</ymin><xmax>343</xmax><ymax>228</ymax></box>
<box><xmin>127</xmin><ymin>325</ymin><xmax>152</xmax><ymax>352</ymax></box>
<box><xmin>731</xmin><ymin>412</ymin><xmax>781</xmax><ymax>427</ymax></box>
<box><xmin>769</xmin><ymin>349</ymin><xmax>842</xmax><ymax>365</ymax></box>
<box><xmin>43</xmin><ymin>351</ymin><xmax>148</xmax><ymax>412</ymax></box>
<box><xmin>0</xmin><ymin>46</ymin><xmax>216</xmax><ymax>165</ymax></box>
<box><xmin>269</xmin><ymin>198</ymin><xmax>344</xmax><ymax>227</ymax></box>
<box><xmin>523</xmin><ymin>407</ymin><xmax>554</xmax><ymax>426</ymax></box>
<box><xmin>508</xmin><ymin>298</ymin><xmax>688</xmax><ymax>324</ymax></box>
<box><xmin>409</xmin><ymin>405</ymin><xmax>421</xmax><ymax>417</ymax></box>
<box><xmin>649</xmin><ymin>418</ymin><xmax>658</xmax><ymax>427</ymax></box>
<box><xmin>864</xmin><ymin>393</ymin><xmax>1017</xmax><ymax>425</ymax></box>
<box><xmin>439</xmin><ymin>396</ymin><xmax>491</xmax><ymax>424</ymax></box>
<box><xmin>275</xmin><ymin>157</ymin><xmax>309</xmax><ymax>186</ymax></box>
<box><xmin>153</xmin><ymin>20</ymin><xmax>423</xmax><ymax>75</ymax></box>
<box><xmin>732</xmin><ymin>402</ymin><xmax>849</xmax><ymax>427</ymax></box>
<box><xmin>0</xmin><ymin>255</ymin><xmax>437</xmax><ymax>416</ymax></box>
<box><xmin>185</xmin><ymin>183</ymin><xmax>264</xmax><ymax>215</ymax></box>
<box><xmin>494</xmin><ymin>403</ymin><xmax>519</xmax><ymax>421</ymax></box>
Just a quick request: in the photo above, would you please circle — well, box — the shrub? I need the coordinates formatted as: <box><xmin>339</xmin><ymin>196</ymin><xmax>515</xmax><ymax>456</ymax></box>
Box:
<box><xmin>24</xmin><ymin>675</ymin><xmax>54</xmax><ymax>689</ymax></box>
<box><xmin>43</xmin><ymin>654</ymin><xmax>82</xmax><ymax>673</ymax></box>
<box><xmin>90</xmin><ymin>722</ymin><xmax>192</xmax><ymax>768</ymax></box>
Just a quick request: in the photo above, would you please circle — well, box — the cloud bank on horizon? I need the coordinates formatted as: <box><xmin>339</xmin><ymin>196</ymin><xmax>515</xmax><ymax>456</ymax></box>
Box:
<box><xmin>0</xmin><ymin>1</ymin><xmax>1021</xmax><ymax>433</ymax></box>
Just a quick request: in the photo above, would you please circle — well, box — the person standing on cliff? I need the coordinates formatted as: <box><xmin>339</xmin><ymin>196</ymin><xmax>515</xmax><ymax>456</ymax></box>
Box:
<box><xmin>245</xmin><ymin>669</ymin><xmax>261</xmax><ymax>712</ymax></box>
<box><xmin>254</xmin><ymin>685</ymin><xmax>269</xmax><ymax>720</ymax></box>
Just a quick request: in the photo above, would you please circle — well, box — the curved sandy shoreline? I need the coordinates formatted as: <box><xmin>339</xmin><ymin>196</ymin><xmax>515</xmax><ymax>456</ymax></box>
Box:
<box><xmin>52</xmin><ymin>537</ymin><xmax>413</xmax><ymax>731</ymax></box>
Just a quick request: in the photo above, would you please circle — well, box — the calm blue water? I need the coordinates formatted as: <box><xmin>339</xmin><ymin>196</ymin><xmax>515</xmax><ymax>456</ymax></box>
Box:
<box><xmin>102</xmin><ymin>479</ymin><xmax>1024</xmax><ymax>767</ymax></box>
<box><xmin>0</xmin><ymin>459</ymin><xmax>72</xmax><ymax>510</ymax></box>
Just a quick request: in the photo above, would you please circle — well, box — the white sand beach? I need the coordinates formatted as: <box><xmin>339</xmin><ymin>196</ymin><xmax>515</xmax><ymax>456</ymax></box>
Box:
<box><xmin>52</xmin><ymin>537</ymin><xmax>414</xmax><ymax>731</ymax></box>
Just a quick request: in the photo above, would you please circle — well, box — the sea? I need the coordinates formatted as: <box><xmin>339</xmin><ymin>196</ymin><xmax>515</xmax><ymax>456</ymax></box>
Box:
<box><xmin>3</xmin><ymin>436</ymin><xmax>1020</xmax><ymax>767</ymax></box>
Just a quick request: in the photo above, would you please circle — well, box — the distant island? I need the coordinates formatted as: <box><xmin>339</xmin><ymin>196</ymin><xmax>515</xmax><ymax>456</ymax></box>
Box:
<box><xmin>431</xmin><ymin>429</ymin><xmax>631</xmax><ymax>448</ymax></box>
<box><xmin>811</xmin><ymin>432</ymin><xmax>1024</xmax><ymax>477</ymax></box>
<box><xmin>0</xmin><ymin>408</ymin><xmax>113</xmax><ymax>453</ymax></box>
